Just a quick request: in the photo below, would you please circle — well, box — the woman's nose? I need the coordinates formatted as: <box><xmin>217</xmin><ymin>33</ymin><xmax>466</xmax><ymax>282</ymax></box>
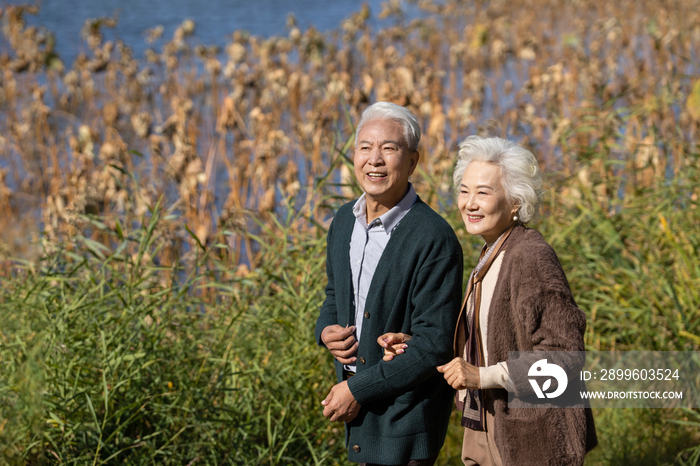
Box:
<box><xmin>464</xmin><ymin>193</ymin><xmax>477</xmax><ymax>209</ymax></box>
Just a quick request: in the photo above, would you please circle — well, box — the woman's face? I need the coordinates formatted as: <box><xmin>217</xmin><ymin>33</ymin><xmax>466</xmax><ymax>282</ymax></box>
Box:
<box><xmin>458</xmin><ymin>161</ymin><xmax>518</xmax><ymax>244</ymax></box>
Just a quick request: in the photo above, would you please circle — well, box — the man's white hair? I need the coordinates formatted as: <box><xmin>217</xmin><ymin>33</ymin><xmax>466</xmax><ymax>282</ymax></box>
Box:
<box><xmin>355</xmin><ymin>102</ymin><xmax>421</xmax><ymax>151</ymax></box>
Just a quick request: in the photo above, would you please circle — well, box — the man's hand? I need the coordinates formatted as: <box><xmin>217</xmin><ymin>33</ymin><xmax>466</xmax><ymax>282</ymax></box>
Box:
<box><xmin>376</xmin><ymin>332</ymin><xmax>412</xmax><ymax>361</ymax></box>
<box><xmin>320</xmin><ymin>325</ymin><xmax>358</xmax><ymax>364</ymax></box>
<box><xmin>322</xmin><ymin>381</ymin><xmax>361</xmax><ymax>423</ymax></box>
<box><xmin>437</xmin><ymin>357</ymin><xmax>481</xmax><ymax>390</ymax></box>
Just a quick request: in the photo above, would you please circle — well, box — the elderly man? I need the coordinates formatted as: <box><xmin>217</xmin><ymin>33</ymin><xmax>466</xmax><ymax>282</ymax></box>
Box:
<box><xmin>315</xmin><ymin>102</ymin><xmax>463</xmax><ymax>466</ymax></box>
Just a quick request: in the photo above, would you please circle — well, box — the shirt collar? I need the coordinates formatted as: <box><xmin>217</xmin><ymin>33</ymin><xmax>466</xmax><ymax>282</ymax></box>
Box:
<box><xmin>352</xmin><ymin>183</ymin><xmax>417</xmax><ymax>234</ymax></box>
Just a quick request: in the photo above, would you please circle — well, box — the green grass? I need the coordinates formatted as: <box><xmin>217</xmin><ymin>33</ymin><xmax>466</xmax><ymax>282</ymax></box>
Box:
<box><xmin>0</xmin><ymin>199</ymin><xmax>346</xmax><ymax>464</ymax></box>
<box><xmin>2</xmin><ymin>148</ymin><xmax>700</xmax><ymax>464</ymax></box>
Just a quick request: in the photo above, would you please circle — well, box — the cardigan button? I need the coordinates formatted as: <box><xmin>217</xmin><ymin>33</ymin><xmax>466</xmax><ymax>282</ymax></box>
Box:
<box><xmin>352</xmin><ymin>445</ymin><xmax>361</xmax><ymax>452</ymax></box>
<box><xmin>364</xmin><ymin>311</ymin><xmax>370</xmax><ymax>319</ymax></box>
<box><xmin>359</xmin><ymin>357</ymin><xmax>366</xmax><ymax>364</ymax></box>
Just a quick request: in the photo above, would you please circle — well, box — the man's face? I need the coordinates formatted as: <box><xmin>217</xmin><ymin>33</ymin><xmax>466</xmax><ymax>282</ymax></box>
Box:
<box><xmin>353</xmin><ymin>119</ymin><xmax>419</xmax><ymax>209</ymax></box>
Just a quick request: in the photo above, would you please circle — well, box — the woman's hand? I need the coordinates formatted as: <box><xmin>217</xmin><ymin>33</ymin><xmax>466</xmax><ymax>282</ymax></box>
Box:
<box><xmin>437</xmin><ymin>358</ymin><xmax>481</xmax><ymax>390</ymax></box>
<box><xmin>376</xmin><ymin>332</ymin><xmax>412</xmax><ymax>361</ymax></box>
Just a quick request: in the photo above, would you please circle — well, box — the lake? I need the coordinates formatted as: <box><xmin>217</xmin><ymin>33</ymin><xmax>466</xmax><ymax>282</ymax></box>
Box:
<box><xmin>4</xmin><ymin>0</ymin><xmax>408</xmax><ymax>65</ymax></box>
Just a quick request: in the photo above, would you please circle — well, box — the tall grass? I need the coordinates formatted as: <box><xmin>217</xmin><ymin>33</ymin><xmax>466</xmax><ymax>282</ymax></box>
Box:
<box><xmin>1</xmin><ymin>0</ymin><xmax>700</xmax><ymax>463</ymax></box>
<box><xmin>540</xmin><ymin>147</ymin><xmax>700</xmax><ymax>465</ymax></box>
<box><xmin>2</xmin><ymin>138</ymin><xmax>699</xmax><ymax>464</ymax></box>
<box><xmin>0</xmin><ymin>193</ymin><xmax>349</xmax><ymax>464</ymax></box>
<box><xmin>2</xmin><ymin>0</ymin><xmax>700</xmax><ymax>265</ymax></box>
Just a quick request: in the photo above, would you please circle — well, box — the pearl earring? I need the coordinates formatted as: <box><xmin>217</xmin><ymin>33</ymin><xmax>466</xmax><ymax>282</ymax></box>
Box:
<box><xmin>513</xmin><ymin>215</ymin><xmax>518</xmax><ymax>221</ymax></box>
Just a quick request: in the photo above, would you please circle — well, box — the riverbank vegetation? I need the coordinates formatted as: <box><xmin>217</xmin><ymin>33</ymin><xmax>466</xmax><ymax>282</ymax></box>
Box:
<box><xmin>1</xmin><ymin>0</ymin><xmax>699</xmax><ymax>464</ymax></box>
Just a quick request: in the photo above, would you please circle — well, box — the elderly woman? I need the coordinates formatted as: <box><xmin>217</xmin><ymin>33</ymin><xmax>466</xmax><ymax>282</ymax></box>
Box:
<box><xmin>379</xmin><ymin>136</ymin><xmax>596</xmax><ymax>466</ymax></box>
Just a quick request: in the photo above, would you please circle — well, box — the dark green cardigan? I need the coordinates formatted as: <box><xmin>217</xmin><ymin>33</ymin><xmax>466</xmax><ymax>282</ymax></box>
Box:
<box><xmin>315</xmin><ymin>197</ymin><xmax>463</xmax><ymax>464</ymax></box>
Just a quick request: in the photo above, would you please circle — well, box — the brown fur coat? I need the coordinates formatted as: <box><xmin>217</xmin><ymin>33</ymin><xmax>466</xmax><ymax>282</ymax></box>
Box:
<box><xmin>459</xmin><ymin>225</ymin><xmax>597</xmax><ymax>465</ymax></box>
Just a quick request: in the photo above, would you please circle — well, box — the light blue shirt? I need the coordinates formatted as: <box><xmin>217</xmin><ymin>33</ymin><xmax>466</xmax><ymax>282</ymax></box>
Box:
<box><xmin>346</xmin><ymin>184</ymin><xmax>417</xmax><ymax>372</ymax></box>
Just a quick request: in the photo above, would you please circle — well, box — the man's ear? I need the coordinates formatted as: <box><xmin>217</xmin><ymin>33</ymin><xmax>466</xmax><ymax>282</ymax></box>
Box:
<box><xmin>408</xmin><ymin>150</ymin><xmax>420</xmax><ymax>176</ymax></box>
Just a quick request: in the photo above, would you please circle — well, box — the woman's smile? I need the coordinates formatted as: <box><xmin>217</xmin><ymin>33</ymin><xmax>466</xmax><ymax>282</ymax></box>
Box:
<box><xmin>458</xmin><ymin>161</ymin><xmax>517</xmax><ymax>244</ymax></box>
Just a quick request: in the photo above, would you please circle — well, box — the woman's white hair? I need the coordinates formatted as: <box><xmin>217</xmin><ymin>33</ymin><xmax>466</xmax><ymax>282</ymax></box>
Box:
<box><xmin>355</xmin><ymin>102</ymin><xmax>421</xmax><ymax>151</ymax></box>
<box><xmin>453</xmin><ymin>136</ymin><xmax>543</xmax><ymax>223</ymax></box>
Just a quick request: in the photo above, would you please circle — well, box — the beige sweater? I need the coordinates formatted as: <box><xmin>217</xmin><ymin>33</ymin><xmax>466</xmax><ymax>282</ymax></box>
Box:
<box><xmin>458</xmin><ymin>252</ymin><xmax>510</xmax><ymax>407</ymax></box>
<box><xmin>476</xmin><ymin>253</ymin><xmax>511</xmax><ymax>390</ymax></box>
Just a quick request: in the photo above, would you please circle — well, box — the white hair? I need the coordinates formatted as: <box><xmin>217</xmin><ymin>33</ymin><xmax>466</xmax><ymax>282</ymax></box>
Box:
<box><xmin>355</xmin><ymin>102</ymin><xmax>421</xmax><ymax>151</ymax></box>
<box><xmin>453</xmin><ymin>136</ymin><xmax>543</xmax><ymax>223</ymax></box>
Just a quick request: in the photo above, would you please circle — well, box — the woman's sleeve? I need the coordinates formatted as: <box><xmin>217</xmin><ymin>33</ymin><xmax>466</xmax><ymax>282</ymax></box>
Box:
<box><xmin>480</xmin><ymin>362</ymin><xmax>510</xmax><ymax>390</ymax></box>
<box><xmin>506</xmin><ymin>241</ymin><xmax>586</xmax><ymax>397</ymax></box>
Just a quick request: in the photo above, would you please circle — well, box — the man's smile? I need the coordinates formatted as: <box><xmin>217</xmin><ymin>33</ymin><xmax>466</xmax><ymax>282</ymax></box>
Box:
<box><xmin>366</xmin><ymin>172</ymin><xmax>387</xmax><ymax>180</ymax></box>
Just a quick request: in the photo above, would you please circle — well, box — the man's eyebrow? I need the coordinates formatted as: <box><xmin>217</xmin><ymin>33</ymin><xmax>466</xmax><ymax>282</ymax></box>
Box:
<box><xmin>357</xmin><ymin>139</ymin><xmax>403</xmax><ymax>146</ymax></box>
<box><xmin>380</xmin><ymin>140</ymin><xmax>402</xmax><ymax>146</ymax></box>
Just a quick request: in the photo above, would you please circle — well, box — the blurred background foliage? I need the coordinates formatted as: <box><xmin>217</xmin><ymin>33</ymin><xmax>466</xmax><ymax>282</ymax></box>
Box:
<box><xmin>1</xmin><ymin>0</ymin><xmax>699</xmax><ymax>464</ymax></box>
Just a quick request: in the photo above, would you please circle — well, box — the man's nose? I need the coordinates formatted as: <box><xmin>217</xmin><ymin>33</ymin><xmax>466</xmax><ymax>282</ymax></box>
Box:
<box><xmin>368</xmin><ymin>147</ymin><xmax>384</xmax><ymax>165</ymax></box>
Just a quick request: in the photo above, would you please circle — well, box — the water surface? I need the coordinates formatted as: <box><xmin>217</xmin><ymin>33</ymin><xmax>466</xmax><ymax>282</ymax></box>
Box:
<box><xmin>5</xmin><ymin>0</ymin><xmax>389</xmax><ymax>65</ymax></box>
